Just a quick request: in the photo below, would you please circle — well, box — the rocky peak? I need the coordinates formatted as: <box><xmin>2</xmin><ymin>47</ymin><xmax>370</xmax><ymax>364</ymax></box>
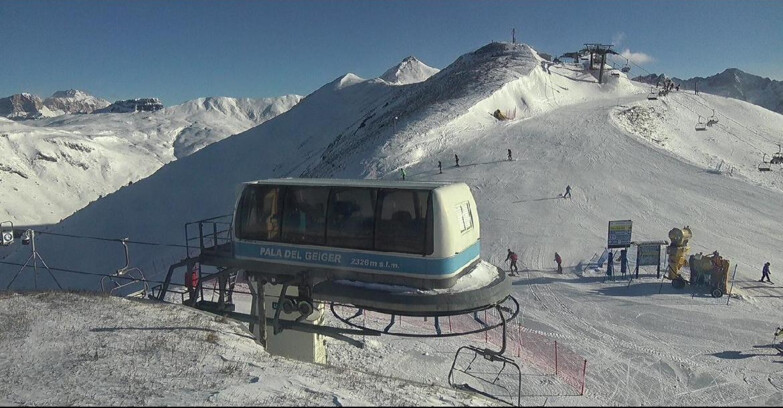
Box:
<box><xmin>93</xmin><ymin>98</ymin><xmax>164</xmax><ymax>114</ymax></box>
<box><xmin>44</xmin><ymin>89</ymin><xmax>110</xmax><ymax>114</ymax></box>
<box><xmin>0</xmin><ymin>93</ymin><xmax>47</xmax><ymax>120</ymax></box>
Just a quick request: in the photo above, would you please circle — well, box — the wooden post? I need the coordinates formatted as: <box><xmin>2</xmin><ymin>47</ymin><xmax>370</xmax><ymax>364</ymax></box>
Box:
<box><xmin>581</xmin><ymin>360</ymin><xmax>587</xmax><ymax>395</ymax></box>
<box><xmin>635</xmin><ymin>245</ymin><xmax>641</xmax><ymax>279</ymax></box>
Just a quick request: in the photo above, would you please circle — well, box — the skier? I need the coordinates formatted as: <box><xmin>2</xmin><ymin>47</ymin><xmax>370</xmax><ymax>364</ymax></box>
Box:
<box><xmin>400</xmin><ymin>168</ymin><xmax>406</xmax><ymax>181</ymax></box>
<box><xmin>606</xmin><ymin>250</ymin><xmax>614</xmax><ymax>278</ymax></box>
<box><xmin>760</xmin><ymin>261</ymin><xmax>772</xmax><ymax>283</ymax></box>
<box><xmin>563</xmin><ymin>185</ymin><xmax>572</xmax><ymax>199</ymax></box>
<box><xmin>619</xmin><ymin>248</ymin><xmax>628</xmax><ymax>278</ymax></box>
<box><xmin>505</xmin><ymin>249</ymin><xmax>519</xmax><ymax>276</ymax></box>
<box><xmin>554</xmin><ymin>252</ymin><xmax>563</xmax><ymax>274</ymax></box>
<box><xmin>455</xmin><ymin>154</ymin><xmax>460</xmax><ymax>167</ymax></box>
<box><xmin>438</xmin><ymin>160</ymin><xmax>442</xmax><ymax>174</ymax></box>
<box><xmin>508</xmin><ymin>148</ymin><xmax>513</xmax><ymax>161</ymax></box>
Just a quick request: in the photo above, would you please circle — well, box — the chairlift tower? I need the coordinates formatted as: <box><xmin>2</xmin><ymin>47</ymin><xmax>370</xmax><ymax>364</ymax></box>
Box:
<box><xmin>583</xmin><ymin>43</ymin><xmax>617</xmax><ymax>84</ymax></box>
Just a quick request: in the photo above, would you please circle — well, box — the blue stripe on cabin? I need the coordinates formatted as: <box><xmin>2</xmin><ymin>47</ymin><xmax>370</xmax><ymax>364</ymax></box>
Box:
<box><xmin>233</xmin><ymin>240</ymin><xmax>480</xmax><ymax>278</ymax></box>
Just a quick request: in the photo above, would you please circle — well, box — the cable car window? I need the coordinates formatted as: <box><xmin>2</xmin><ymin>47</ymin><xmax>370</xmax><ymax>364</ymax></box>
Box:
<box><xmin>326</xmin><ymin>188</ymin><xmax>377</xmax><ymax>250</ymax></box>
<box><xmin>375</xmin><ymin>189</ymin><xmax>430</xmax><ymax>254</ymax></box>
<box><xmin>455</xmin><ymin>201</ymin><xmax>474</xmax><ymax>233</ymax></box>
<box><xmin>281</xmin><ymin>186</ymin><xmax>329</xmax><ymax>245</ymax></box>
<box><xmin>236</xmin><ymin>185</ymin><xmax>281</xmax><ymax>241</ymax></box>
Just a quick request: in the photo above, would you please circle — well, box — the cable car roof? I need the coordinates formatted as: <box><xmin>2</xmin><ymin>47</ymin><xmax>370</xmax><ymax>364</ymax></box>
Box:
<box><xmin>244</xmin><ymin>178</ymin><xmax>457</xmax><ymax>190</ymax></box>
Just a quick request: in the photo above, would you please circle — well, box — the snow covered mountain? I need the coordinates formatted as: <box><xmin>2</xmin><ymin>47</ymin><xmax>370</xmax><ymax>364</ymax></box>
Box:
<box><xmin>0</xmin><ymin>90</ymin><xmax>110</xmax><ymax>119</ymax></box>
<box><xmin>380</xmin><ymin>56</ymin><xmax>440</xmax><ymax>85</ymax></box>
<box><xmin>635</xmin><ymin>68</ymin><xmax>783</xmax><ymax>114</ymax></box>
<box><xmin>43</xmin><ymin>89</ymin><xmax>110</xmax><ymax>115</ymax></box>
<box><xmin>2</xmin><ymin>41</ymin><xmax>783</xmax><ymax>406</ymax></box>
<box><xmin>0</xmin><ymin>93</ymin><xmax>56</xmax><ymax>120</ymax></box>
<box><xmin>0</xmin><ymin>95</ymin><xmax>302</xmax><ymax>225</ymax></box>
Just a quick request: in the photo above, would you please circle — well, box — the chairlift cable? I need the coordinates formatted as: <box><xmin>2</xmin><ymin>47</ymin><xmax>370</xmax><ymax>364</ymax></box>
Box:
<box><xmin>33</xmin><ymin>230</ymin><xmax>188</xmax><ymax>248</ymax></box>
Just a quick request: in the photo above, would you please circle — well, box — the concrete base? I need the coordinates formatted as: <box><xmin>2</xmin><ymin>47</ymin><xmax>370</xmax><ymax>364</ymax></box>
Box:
<box><xmin>264</xmin><ymin>284</ymin><xmax>327</xmax><ymax>364</ymax></box>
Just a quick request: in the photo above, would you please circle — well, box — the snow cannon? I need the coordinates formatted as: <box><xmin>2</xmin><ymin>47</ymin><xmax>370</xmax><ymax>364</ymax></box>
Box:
<box><xmin>665</xmin><ymin>226</ymin><xmax>692</xmax><ymax>281</ymax></box>
<box><xmin>685</xmin><ymin>251</ymin><xmax>730</xmax><ymax>298</ymax></box>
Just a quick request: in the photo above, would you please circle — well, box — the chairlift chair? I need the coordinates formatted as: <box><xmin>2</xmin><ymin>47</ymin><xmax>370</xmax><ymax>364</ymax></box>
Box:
<box><xmin>695</xmin><ymin>116</ymin><xmax>707</xmax><ymax>131</ymax></box>
<box><xmin>647</xmin><ymin>87</ymin><xmax>658</xmax><ymax>100</ymax></box>
<box><xmin>770</xmin><ymin>144</ymin><xmax>783</xmax><ymax>165</ymax></box>
<box><xmin>758</xmin><ymin>153</ymin><xmax>772</xmax><ymax>172</ymax></box>
<box><xmin>706</xmin><ymin>109</ymin><xmax>719</xmax><ymax>126</ymax></box>
<box><xmin>621</xmin><ymin>59</ymin><xmax>631</xmax><ymax>73</ymax></box>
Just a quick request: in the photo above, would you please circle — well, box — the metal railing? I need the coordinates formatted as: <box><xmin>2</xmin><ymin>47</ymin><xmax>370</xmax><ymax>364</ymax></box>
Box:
<box><xmin>184</xmin><ymin>214</ymin><xmax>234</xmax><ymax>259</ymax></box>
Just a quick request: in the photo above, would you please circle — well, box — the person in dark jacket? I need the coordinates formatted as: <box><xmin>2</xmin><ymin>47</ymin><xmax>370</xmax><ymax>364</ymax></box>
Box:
<box><xmin>606</xmin><ymin>250</ymin><xmax>614</xmax><ymax>277</ymax></box>
<box><xmin>508</xmin><ymin>149</ymin><xmax>513</xmax><ymax>161</ymax></box>
<box><xmin>554</xmin><ymin>252</ymin><xmax>563</xmax><ymax>274</ymax></box>
<box><xmin>761</xmin><ymin>262</ymin><xmax>772</xmax><ymax>283</ymax></box>
<box><xmin>619</xmin><ymin>249</ymin><xmax>628</xmax><ymax>278</ymax></box>
<box><xmin>563</xmin><ymin>185</ymin><xmax>572</xmax><ymax>199</ymax></box>
<box><xmin>455</xmin><ymin>154</ymin><xmax>460</xmax><ymax>167</ymax></box>
<box><xmin>505</xmin><ymin>249</ymin><xmax>519</xmax><ymax>275</ymax></box>
<box><xmin>438</xmin><ymin>160</ymin><xmax>442</xmax><ymax>174</ymax></box>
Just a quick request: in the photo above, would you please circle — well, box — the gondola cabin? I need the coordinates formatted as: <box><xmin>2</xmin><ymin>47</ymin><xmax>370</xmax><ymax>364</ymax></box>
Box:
<box><xmin>232</xmin><ymin>179</ymin><xmax>481</xmax><ymax>290</ymax></box>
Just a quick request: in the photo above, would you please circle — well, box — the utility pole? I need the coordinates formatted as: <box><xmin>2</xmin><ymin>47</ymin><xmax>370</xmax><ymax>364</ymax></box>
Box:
<box><xmin>512</xmin><ymin>28</ymin><xmax>516</xmax><ymax>44</ymax></box>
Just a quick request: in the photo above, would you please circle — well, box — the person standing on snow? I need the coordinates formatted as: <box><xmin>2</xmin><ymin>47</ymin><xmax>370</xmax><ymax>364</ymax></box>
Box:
<box><xmin>554</xmin><ymin>252</ymin><xmax>563</xmax><ymax>274</ymax></box>
<box><xmin>508</xmin><ymin>149</ymin><xmax>513</xmax><ymax>161</ymax></box>
<box><xmin>606</xmin><ymin>250</ymin><xmax>614</xmax><ymax>278</ymax></box>
<box><xmin>438</xmin><ymin>160</ymin><xmax>442</xmax><ymax>174</ymax></box>
<box><xmin>619</xmin><ymin>248</ymin><xmax>628</xmax><ymax>278</ymax></box>
<box><xmin>563</xmin><ymin>185</ymin><xmax>572</xmax><ymax>199</ymax></box>
<box><xmin>761</xmin><ymin>262</ymin><xmax>772</xmax><ymax>283</ymax></box>
<box><xmin>455</xmin><ymin>154</ymin><xmax>460</xmax><ymax>167</ymax></box>
<box><xmin>505</xmin><ymin>249</ymin><xmax>519</xmax><ymax>276</ymax></box>
<box><xmin>400</xmin><ymin>168</ymin><xmax>406</xmax><ymax>181</ymax></box>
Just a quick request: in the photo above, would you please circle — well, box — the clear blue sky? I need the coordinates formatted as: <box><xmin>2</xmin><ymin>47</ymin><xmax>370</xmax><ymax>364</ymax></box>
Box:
<box><xmin>2</xmin><ymin>0</ymin><xmax>781</xmax><ymax>106</ymax></box>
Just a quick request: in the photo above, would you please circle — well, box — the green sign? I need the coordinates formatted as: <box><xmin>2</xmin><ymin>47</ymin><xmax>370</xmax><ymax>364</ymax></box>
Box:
<box><xmin>637</xmin><ymin>244</ymin><xmax>661</xmax><ymax>266</ymax></box>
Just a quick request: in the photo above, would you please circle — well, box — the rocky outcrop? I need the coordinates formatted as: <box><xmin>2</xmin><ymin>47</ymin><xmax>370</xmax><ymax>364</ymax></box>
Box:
<box><xmin>0</xmin><ymin>93</ymin><xmax>50</xmax><ymax>120</ymax></box>
<box><xmin>93</xmin><ymin>98</ymin><xmax>164</xmax><ymax>114</ymax></box>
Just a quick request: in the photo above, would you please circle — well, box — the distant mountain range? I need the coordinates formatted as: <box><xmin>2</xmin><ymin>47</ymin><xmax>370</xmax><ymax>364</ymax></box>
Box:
<box><xmin>0</xmin><ymin>90</ymin><xmax>111</xmax><ymax>119</ymax></box>
<box><xmin>633</xmin><ymin>69</ymin><xmax>783</xmax><ymax>114</ymax></box>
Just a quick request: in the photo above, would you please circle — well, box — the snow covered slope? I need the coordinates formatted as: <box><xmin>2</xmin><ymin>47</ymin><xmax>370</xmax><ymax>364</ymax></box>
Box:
<box><xmin>0</xmin><ymin>95</ymin><xmax>302</xmax><ymax>225</ymax></box>
<box><xmin>0</xmin><ymin>292</ymin><xmax>493</xmax><ymax>406</ymax></box>
<box><xmin>380</xmin><ymin>56</ymin><xmax>439</xmax><ymax>85</ymax></box>
<box><xmin>2</xmin><ymin>41</ymin><xmax>783</xmax><ymax>405</ymax></box>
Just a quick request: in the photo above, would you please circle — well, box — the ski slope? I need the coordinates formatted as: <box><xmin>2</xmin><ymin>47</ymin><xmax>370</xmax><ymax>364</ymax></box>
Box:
<box><xmin>1</xmin><ymin>42</ymin><xmax>782</xmax><ymax>405</ymax></box>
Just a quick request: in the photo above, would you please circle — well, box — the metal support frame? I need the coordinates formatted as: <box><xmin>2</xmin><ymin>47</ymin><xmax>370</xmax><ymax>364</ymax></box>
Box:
<box><xmin>5</xmin><ymin>230</ymin><xmax>62</xmax><ymax>291</ymax></box>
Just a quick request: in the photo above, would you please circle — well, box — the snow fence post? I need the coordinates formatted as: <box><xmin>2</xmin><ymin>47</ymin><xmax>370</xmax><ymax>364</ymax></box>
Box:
<box><xmin>581</xmin><ymin>359</ymin><xmax>587</xmax><ymax>395</ymax></box>
<box><xmin>726</xmin><ymin>264</ymin><xmax>738</xmax><ymax>306</ymax></box>
<box><xmin>554</xmin><ymin>341</ymin><xmax>558</xmax><ymax>375</ymax></box>
<box><xmin>485</xmin><ymin>310</ymin><xmax>488</xmax><ymax>343</ymax></box>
